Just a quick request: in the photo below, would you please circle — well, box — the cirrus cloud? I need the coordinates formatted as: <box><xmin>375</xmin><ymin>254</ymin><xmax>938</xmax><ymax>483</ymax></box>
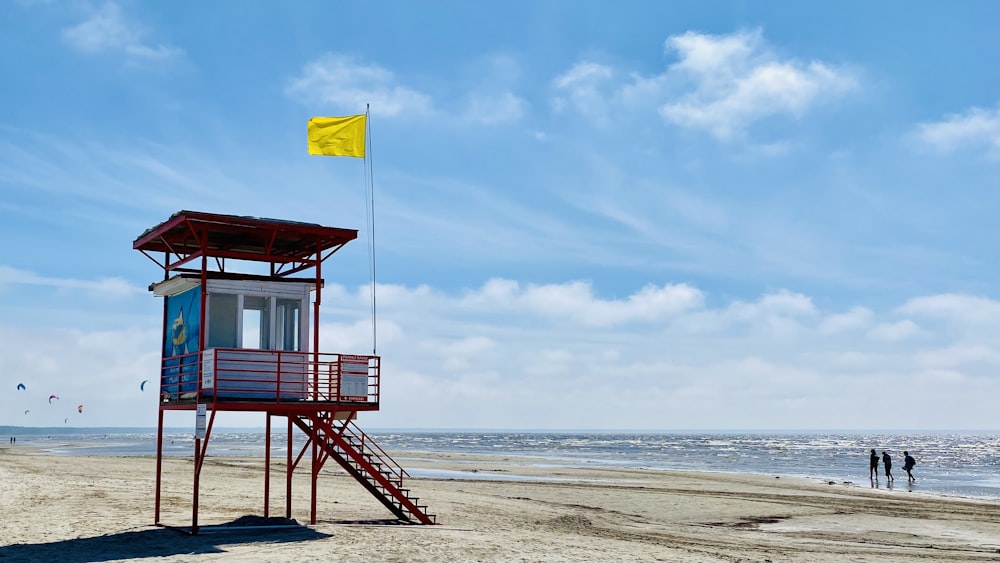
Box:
<box><xmin>61</xmin><ymin>2</ymin><xmax>182</xmax><ymax>64</ymax></box>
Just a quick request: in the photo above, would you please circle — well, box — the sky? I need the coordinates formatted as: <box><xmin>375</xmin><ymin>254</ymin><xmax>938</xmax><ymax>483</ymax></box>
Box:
<box><xmin>0</xmin><ymin>1</ymin><xmax>997</xmax><ymax>431</ymax></box>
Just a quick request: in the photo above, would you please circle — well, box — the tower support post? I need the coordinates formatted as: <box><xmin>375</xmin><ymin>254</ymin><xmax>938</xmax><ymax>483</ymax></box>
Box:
<box><xmin>286</xmin><ymin>416</ymin><xmax>293</xmax><ymax>519</ymax></box>
<box><xmin>264</xmin><ymin>413</ymin><xmax>271</xmax><ymax>518</ymax></box>
<box><xmin>155</xmin><ymin>408</ymin><xmax>164</xmax><ymax>524</ymax></box>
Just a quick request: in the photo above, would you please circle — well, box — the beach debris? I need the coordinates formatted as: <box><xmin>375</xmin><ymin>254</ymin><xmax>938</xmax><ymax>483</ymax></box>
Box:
<box><xmin>77</xmin><ymin>404</ymin><xmax>84</xmax><ymax>414</ymax></box>
<box><xmin>49</xmin><ymin>394</ymin><xmax>59</xmax><ymax>404</ymax></box>
<box><xmin>141</xmin><ymin>379</ymin><xmax>149</xmax><ymax>391</ymax></box>
<box><xmin>17</xmin><ymin>383</ymin><xmax>26</xmax><ymax>391</ymax></box>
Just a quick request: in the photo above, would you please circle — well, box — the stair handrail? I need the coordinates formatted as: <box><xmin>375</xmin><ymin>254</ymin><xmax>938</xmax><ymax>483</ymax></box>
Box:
<box><xmin>342</xmin><ymin>419</ymin><xmax>410</xmax><ymax>480</ymax></box>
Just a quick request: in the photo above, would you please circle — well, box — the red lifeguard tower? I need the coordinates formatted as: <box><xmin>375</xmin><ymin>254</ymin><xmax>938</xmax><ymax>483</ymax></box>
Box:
<box><xmin>134</xmin><ymin>210</ymin><xmax>435</xmax><ymax>533</ymax></box>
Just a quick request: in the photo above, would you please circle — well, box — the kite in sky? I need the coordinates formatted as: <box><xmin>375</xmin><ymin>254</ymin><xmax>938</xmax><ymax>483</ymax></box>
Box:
<box><xmin>17</xmin><ymin>383</ymin><xmax>26</xmax><ymax>391</ymax></box>
<box><xmin>140</xmin><ymin>379</ymin><xmax>149</xmax><ymax>391</ymax></box>
<box><xmin>49</xmin><ymin>394</ymin><xmax>59</xmax><ymax>404</ymax></box>
<box><xmin>77</xmin><ymin>405</ymin><xmax>84</xmax><ymax>414</ymax></box>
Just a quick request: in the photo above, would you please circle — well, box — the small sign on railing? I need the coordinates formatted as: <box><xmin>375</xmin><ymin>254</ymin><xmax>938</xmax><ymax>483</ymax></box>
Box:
<box><xmin>340</xmin><ymin>355</ymin><xmax>370</xmax><ymax>401</ymax></box>
<box><xmin>195</xmin><ymin>404</ymin><xmax>207</xmax><ymax>439</ymax></box>
<box><xmin>341</xmin><ymin>375</ymin><xmax>368</xmax><ymax>400</ymax></box>
<box><xmin>201</xmin><ymin>349</ymin><xmax>215</xmax><ymax>390</ymax></box>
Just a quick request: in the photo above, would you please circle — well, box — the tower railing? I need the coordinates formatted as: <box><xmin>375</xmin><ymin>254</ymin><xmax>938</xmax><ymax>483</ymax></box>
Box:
<box><xmin>158</xmin><ymin>349</ymin><xmax>380</xmax><ymax>405</ymax></box>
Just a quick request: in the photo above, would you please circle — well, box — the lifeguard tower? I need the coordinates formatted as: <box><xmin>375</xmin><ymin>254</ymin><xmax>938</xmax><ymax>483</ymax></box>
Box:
<box><xmin>134</xmin><ymin>210</ymin><xmax>435</xmax><ymax>533</ymax></box>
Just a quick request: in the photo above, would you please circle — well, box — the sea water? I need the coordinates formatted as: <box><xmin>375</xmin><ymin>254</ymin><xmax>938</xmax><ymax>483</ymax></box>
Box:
<box><xmin>3</xmin><ymin>427</ymin><xmax>997</xmax><ymax>500</ymax></box>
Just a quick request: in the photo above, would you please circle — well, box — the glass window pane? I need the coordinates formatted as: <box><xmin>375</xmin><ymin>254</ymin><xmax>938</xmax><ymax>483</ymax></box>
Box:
<box><xmin>276</xmin><ymin>298</ymin><xmax>301</xmax><ymax>351</ymax></box>
<box><xmin>242</xmin><ymin>295</ymin><xmax>270</xmax><ymax>350</ymax></box>
<box><xmin>207</xmin><ymin>293</ymin><xmax>238</xmax><ymax>348</ymax></box>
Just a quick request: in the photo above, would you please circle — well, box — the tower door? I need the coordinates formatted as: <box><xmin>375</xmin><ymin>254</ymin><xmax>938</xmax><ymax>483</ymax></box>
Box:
<box><xmin>241</xmin><ymin>296</ymin><xmax>271</xmax><ymax>350</ymax></box>
<box><xmin>275</xmin><ymin>298</ymin><xmax>301</xmax><ymax>351</ymax></box>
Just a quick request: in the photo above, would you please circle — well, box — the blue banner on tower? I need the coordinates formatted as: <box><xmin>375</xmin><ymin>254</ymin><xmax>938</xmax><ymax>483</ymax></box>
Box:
<box><xmin>163</xmin><ymin>286</ymin><xmax>201</xmax><ymax>396</ymax></box>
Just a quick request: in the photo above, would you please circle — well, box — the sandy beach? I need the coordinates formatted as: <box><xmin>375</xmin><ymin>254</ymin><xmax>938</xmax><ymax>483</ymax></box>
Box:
<box><xmin>1</xmin><ymin>444</ymin><xmax>998</xmax><ymax>563</ymax></box>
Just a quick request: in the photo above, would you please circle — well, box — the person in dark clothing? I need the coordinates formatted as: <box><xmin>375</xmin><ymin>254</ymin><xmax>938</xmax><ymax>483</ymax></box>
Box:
<box><xmin>882</xmin><ymin>451</ymin><xmax>893</xmax><ymax>481</ymax></box>
<box><xmin>903</xmin><ymin>451</ymin><xmax>916</xmax><ymax>482</ymax></box>
<box><xmin>869</xmin><ymin>449</ymin><xmax>879</xmax><ymax>479</ymax></box>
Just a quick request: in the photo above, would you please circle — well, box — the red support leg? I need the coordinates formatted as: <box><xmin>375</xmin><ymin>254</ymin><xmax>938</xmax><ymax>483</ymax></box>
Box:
<box><xmin>286</xmin><ymin>416</ymin><xmax>293</xmax><ymax>519</ymax></box>
<box><xmin>155</xmin><ymin>408</ymin><xmax>164</xmax><ymax>525</ymax></box>
<box><xmin>192</xmin><ymin>408</ymin><xmax>216</xmax><ymax>534</ymax></box>
<box><xmin>264</xmin><ymin>413</ymin><xmax>271</xmax><ymax>518</ymax></box>
<box><xmin>311</xmin><ymin>418</ymin><xmax>318</xmax><ymax>525</ymax></box>
<box><xmin>192</xmin><ymin>435</ymin><xmax>201</xmax><ymax>534</ymax></box>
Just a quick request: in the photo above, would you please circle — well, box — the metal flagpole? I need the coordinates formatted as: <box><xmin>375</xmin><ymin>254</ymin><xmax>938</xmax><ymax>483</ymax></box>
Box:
<box><xmin>364</xmin><ymin>104</ymin><xmax>378</xmax><ymax>355</ymax></box>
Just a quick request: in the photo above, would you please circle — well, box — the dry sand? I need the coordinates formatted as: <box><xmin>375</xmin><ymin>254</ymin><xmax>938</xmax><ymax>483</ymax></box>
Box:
<box><xmin>1</xmin><ymin>444</ymin><xmax>998</xmax><ymax>562</ymax></box>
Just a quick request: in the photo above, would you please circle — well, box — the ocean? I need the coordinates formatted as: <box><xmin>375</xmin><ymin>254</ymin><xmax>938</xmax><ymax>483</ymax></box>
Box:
<box><xmin>2</xmin><ymin>427</ymin><xmax>997</xmax><ymax>501</ymax></box>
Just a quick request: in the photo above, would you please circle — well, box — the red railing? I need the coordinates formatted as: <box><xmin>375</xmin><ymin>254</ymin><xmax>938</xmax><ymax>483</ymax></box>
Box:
<box><xmin>159</xmin><ymin>348</ymin><xmax>380</xmax><ymax>404</ymax></box>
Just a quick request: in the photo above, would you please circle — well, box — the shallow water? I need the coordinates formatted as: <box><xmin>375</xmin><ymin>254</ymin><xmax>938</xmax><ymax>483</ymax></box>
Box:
<box><xmin>3</xmin><ymin>427</ymin><xmax>996</xmax><ymax>500</ymax></box>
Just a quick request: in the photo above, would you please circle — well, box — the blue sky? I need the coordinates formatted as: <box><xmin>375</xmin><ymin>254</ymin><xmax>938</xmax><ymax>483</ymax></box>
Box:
<box><xmin>1</xmin><ymin>1</ymin><xmax>997</xmax><ymax>430</ymax></box>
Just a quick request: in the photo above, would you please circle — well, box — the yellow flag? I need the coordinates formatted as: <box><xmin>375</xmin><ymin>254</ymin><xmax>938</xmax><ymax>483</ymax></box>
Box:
<box><xmin>307</xmin><ymin>115</ymin><xmax>366</xmax><ymax>157</ymax></box>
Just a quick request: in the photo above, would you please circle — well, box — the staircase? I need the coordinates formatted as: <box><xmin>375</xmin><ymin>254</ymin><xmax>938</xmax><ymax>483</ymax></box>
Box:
<box><xmin>292</xmin><ymin>413</ymin><xmax>437</xmax><ymax>524</ymax></box>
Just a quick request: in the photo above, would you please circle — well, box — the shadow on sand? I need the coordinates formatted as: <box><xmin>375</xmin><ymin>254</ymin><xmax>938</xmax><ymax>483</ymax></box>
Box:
<box><xmin>0</xmin><ymin>517</ymin><xmax>330</xmax><ymax>563</ymax></box>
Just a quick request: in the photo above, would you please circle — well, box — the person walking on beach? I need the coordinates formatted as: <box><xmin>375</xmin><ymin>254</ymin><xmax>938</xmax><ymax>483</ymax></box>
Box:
<box><xmin>869</xmin><ymin>449</ymin><xmax>879</xmax><ymax>479</ymax></box>
<box><xmin>882</xmin><ymin>451</ymin><xmax>893</xmax><ymax>481</ymax></box>
<box><xmin>903</xmin><ymin>451</ymin><xmax>916</xmax><ymax>482</ymax></box>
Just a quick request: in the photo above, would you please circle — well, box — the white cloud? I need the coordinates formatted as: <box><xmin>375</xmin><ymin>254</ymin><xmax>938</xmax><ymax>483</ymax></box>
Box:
<box><xmin>715</xmin><ymin>290</ymin><xmax>818</xmax><ymax>337</ymax></box>
<box><xmin>450</xmin><ymin>279</ymin><xmax>703</xmax><ymax>326</ymax></box>
<box><xmin>522</xmin><ymin>281</ymin><xmax>704</xmax><ymax>326</ymax></box>
<box><xmin>669</xmin><ymin>29</ymin><xmax>758</xmax><ymax>76</ymax></box>
<box><xmin>461</xmin><ymin>92</ymin><xmax>527</xmax><ymax>125</ymax></box>
<box><xmin>659</xmin><ymin>29</ymin><xmax>857</xmax><ymax>140</ymax></box>
<box><xmin>819</xmin><ymin>306</ymin><xmax>873</xmax><ymax>334</ymax></box>
<box><xmin>2</xmin><ymin>280</ymin><xmax>997</xmax><ymax>429</ymax></box>
<box><xmin>287</xmin><ymin>52</ymin><xmax>527</xmax><ymax>126</ymax></box>
<box><xmin>549</xmin><ymin>29</ymin><xmax>856</xmax><ymax>140</ymax></box>
<box><xmin>286</xmin><ymin>54</ymin><xmax>433</xmax><ymax>117</ymax></box>
<box><xmin>757</xmin><ymin>290</ymin><xmax>817</xmax><ymax>315</ymax></box>
<box><xmin>0</xmin><ymin>325</ymin><xmax>162</xmax><ymax>427</ymax></box>
<box><xmin>0</xmin><ymin>265</ymin><xmax>142</xmax><ymax>299</ymax></box>
<box><xmin>727</xmin><ymin>290</ymin><xmax>816</xmax><ymax>321</ymax></box>
<box><xmin>898</xmin><ymin>294</ymin><xmax>1000</xmax><ymax>327</ymax></box>
<box><xmin>867</xmin><ymin>319</ymin><xmax>921</xmax><ymax>342</ymax></box>
<box><xmin>551</xmin><ymin>62</ymin><xmax>615</xmax><ymax>122</ymax></box>
<box><xmin>0</xmin><ymin>130</ymin><xmax>270</xmax><ymax>219</ymax></box>
<box><xmin>335</xmin><ymin>278</ymin><xmax>705</xmax><ymax>327</ymax></box>
<box><xmin>914</xmin><ymin>106</ymin><xmax>1000</xmax><ymax>154</ymax></box>
<box><xmin>61</xmin><ymin>2</ymin><xmax>182</xmax><ymax>64</ymax></box>
<box><xmin>429</xmin><ymin>336</ymin><xmax>496</xmax><ymax>370</ymax></box>
<box><xmin>914</xmin><ymin>344</ymin><xmax>1000</xmax><ymax>371</ymax></box>
<box><xmin>554</xmin><ymin>62</ymin><xmax>614</xmax><ymax>89</ymax></box>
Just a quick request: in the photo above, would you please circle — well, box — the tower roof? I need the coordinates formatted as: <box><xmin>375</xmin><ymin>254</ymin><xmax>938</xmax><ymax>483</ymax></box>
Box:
<box><xmin>134</xmin><ymin>210</ymin><xmax>358</xmax><ymax>273</ymax></box>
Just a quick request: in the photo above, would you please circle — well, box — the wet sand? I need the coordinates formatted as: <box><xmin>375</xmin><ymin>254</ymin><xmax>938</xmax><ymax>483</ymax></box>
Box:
<box><xmin>1</xmin><ymin>445</ymin><xmax>998</xmax><ymax>562</ymax></box>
